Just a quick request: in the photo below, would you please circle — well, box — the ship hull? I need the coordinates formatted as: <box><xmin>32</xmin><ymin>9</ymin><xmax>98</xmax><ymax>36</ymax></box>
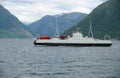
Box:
<box><xmin>34</xmin><ymin>41</ymin><xmax>112</xmax><ymax>47</ymax></box>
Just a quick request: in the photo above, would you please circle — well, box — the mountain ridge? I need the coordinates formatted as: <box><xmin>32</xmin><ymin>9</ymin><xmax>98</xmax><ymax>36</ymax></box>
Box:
<box><xmin>63</xmin><ymin>0</ymin><xmax>120</xmax><ymax>39</ymax></box>
<box><xmin>28</xmin><ymin>12</ymin><xmax>87</xmax><ymax>37</ymax></box>
<box><xmin>0</xmin><ymin>4</ymin><xmax>33</xmax><ymax>38</ymax></box>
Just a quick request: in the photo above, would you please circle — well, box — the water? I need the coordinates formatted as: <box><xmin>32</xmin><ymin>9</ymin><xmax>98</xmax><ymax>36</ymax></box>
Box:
<box><xmin>0</xmin><ymin>39</ymin><xmax>120</xmax><ymax>78</ymax></box>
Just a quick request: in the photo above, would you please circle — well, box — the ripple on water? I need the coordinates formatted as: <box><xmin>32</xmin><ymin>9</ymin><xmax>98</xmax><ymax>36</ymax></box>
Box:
<box><xmin>14</xmin><ymin>71</ymin><xmax>71</xmax><ymax>78</ymax></box>
<box><xmin>0</xmin><ymin>61</ymin><xmax>5</xmax><ymax>63</ymax></box>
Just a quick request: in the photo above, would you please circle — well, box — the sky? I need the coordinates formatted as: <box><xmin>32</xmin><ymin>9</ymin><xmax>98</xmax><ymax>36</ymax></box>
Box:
<box><xmin>0</xmin><ymin>0</ymin><xmax>107</xmax><ymax>24</ymax></box>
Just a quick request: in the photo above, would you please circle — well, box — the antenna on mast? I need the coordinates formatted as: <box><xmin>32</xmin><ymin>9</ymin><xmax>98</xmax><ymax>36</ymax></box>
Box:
<box><xmin>88</xmin><ymin>20</ymin><xmax>94</xmax><ymax>38</ymax></box>
<box><xmin>56</xmin><ymin>17</ymin><xmax>59</xmax><ymax>37</ymax></box>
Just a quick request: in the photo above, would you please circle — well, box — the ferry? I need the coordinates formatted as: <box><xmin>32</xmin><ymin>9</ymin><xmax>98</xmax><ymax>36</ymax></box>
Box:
<box><xmin>34</xmin><ymin>32</ymin><xmax>112</xmax><ymax>46</ymax></box>
<box><xmin>34</xmin><ymin>21</ymin><xmax>112</xmax><ymax>46</ymax></box>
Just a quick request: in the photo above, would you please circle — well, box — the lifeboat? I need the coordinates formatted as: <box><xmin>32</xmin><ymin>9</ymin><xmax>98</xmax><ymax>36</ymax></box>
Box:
<box><xmin>59</xmin><ymin>36</ymin><xmax>67</xmax><ymax>39</ymax></box>
<box><xmin>37</xmin><ymin>36</ymin><xmax>51</xmax><ymax>40</ymax></box>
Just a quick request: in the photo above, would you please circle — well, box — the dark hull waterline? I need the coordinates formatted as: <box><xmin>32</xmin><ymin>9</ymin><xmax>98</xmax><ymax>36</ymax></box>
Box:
<box><xmin>34</xmin><ymin>41</ymin><xmax>112</xmax><ymax>47</ymax></box>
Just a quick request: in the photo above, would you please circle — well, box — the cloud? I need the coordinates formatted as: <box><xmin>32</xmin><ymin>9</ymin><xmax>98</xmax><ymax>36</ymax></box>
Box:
<box><xmin>0</xmin><ymin>0</ymin><xmax>107</xmax><ymax>24</ymax></box>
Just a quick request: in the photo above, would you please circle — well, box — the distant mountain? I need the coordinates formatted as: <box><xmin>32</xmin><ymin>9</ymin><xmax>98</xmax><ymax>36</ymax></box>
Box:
<box><xmin>0</xmin><ymin>4</ymin><xmax>33</xmax><ymax>38</ymax></box>
<box><xmin>28</xmin><ymin>12</ymin><xmax>87</xmax><ymax>37</ymax></box>
<box><xmin>63</xmin><ymin>0</ymin><xmax>120</xmax><ymax>39</ymax></box>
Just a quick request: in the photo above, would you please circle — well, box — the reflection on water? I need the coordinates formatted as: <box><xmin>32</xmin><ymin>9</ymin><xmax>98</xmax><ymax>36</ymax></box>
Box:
<box><xmin>0</xmin><ymin>39</ymin><xmax>120</xmax><ymax>78</ymax></box>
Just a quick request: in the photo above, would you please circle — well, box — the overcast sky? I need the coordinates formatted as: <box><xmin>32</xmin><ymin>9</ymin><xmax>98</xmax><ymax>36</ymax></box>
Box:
<box><xmin>0</xmin><ymin>0</ymin><xmax>107</xmax><ymax>24</ymax></box>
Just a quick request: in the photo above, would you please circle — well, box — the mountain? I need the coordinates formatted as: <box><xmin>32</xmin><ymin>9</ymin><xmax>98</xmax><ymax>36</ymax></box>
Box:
<box><xmin>28</xmin><ymin>12</ymin><xmax>87</xmax><ymax>37</ymax></box>
<box><xmin>63</xmin><ymin>0</ymin><xmax>120</xmax><ymax>39</ymax></box>
<box><xmin>0</xmin><ymin>4</ymin><xmax>33</xmax><ymax>38</ymax></box>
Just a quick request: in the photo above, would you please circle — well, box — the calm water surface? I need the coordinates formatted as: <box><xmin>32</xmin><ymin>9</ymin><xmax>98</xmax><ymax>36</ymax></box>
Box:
<box><xmin>0</xmin><ymin>39</ymin><xmax>120</xmax><ymax>78</ymax></box>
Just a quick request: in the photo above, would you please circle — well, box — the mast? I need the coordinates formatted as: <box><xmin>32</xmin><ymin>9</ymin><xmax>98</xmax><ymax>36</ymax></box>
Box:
<box><xmin>88</xmin><ymin>20</ymin><xmax>94</xmax><ymax>38</ymax></box>
<box><xmin>56</xmin><ymin>17</ymin><xmax>59</xmax><ymax>37</ymax></box>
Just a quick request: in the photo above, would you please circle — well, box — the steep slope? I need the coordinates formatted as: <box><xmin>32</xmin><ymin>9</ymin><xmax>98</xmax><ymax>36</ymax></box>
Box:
<box><xmin>63</xmin><ymin>0</ymin><xmax>120</xmax><ymax>39</ymax></box>
<box><xmin>28</xmin><ymin>12</ymin><xmax>87</xmax><ymax>37</ymax></box>
<box><xmin>0</xmin><ymin>4</ymin><xmax>33</xmax><ymax>38</ymax></box>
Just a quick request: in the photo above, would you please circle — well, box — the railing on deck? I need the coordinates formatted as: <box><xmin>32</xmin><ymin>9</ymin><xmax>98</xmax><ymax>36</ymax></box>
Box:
<box><xmin>104</xmin><ymin>35</ymin><xmax>111</xmax><ymax>40</ymax></box>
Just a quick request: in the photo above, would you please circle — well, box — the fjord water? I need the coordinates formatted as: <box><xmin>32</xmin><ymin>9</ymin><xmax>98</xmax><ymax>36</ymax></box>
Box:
<box><xmin>0</xmin><ymin>39</ymin><xmax>120</xmax><ymax>78</ymax></box>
